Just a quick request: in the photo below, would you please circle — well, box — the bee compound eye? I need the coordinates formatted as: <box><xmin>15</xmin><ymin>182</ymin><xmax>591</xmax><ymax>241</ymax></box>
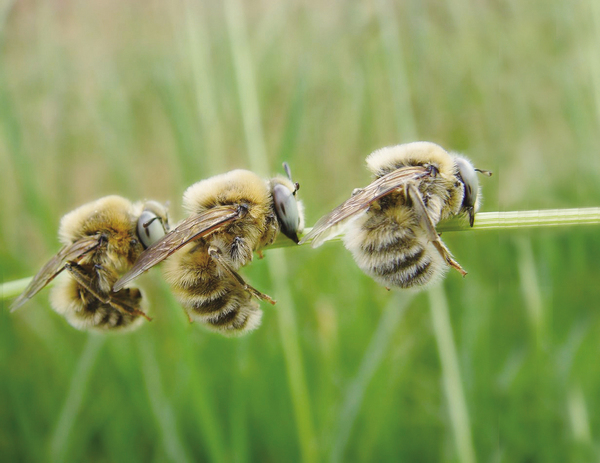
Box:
<box><xmin>137</xmin><ymin>211</ymin><xmax>167</xmax><ymax>249</ymax></box>
<box><xmin>272</xmin><ymin>184</ymin><xmax>300</xmax><ymax>243</ymax></box>
<box><xmin>454</xmin><ymin>156</ymin><xmax>479</xmax><ymax>210</ymax></box>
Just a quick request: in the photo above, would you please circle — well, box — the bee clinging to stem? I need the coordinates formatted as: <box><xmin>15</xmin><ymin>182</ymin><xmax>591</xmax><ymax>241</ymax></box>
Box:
<box><xmin>300</xmin><ymin>142</ymin><xmax>491</xmax><ymax>289</ymax></box>
<box><xmin>10</xmin><ymin>196</ymin><xmax>170</xmax><ymax>331</ymax></box>
<box><xmin>113</xmin><ymin>163</ymin><xmax>304</xmax><ymax>336</ymax></box>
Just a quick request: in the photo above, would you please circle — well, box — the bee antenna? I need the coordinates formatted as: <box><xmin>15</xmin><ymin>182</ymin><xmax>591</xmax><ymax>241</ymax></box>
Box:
<box><xmin>475</xmin><ymin>168</ymin><xmax>493</xmax><ymax>177</ymax></box>
<box><xmin>143</xmin><ymin>216</ymin><xmax>159</xmax><ymax>229</ymax></box>
<box><xmin>283</xmin><ymin>162</ymin><xmax>293</xmax><ymax>181</ymax></box>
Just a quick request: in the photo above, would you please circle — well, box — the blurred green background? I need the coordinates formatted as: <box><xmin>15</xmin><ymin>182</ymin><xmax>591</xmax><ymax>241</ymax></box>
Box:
<box><xmin>1</xmin><ymin>0</ymin><xmax>600</xmax><ymax>461</ymax></box>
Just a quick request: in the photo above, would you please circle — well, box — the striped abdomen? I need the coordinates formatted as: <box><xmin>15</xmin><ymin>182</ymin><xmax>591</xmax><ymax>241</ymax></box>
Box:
<box><xmin>343</xmin><ymin>207</ymin><xmax>446</xmax><ymax>289</ymax></box>
<box><xmin>163</xmin><ymin>243</ymin><xmax>262</xmax><ymax>335</ymax></box>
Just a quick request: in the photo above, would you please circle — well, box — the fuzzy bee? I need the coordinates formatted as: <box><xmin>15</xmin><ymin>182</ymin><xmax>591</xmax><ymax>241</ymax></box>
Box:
<box><xmin>10</xmin><ymin>196</ymin><xmax>170</xmax><ymax>331</ymax></box>
<box><xmin>113</xmin><ymin>164</ymin><xmax>304</xmax><ymax>336</ymax></box>
<box><xmin>300</xmin><ymin>142</ymin><xmax>491</xmax><ymax>289</ymax></box>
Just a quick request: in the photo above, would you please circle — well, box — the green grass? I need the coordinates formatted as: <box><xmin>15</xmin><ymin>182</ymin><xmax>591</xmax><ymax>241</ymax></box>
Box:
<box><xmin>2</xmin><ymin>0</ymin><xmax>600</xmax><ymax>462</ymax></box>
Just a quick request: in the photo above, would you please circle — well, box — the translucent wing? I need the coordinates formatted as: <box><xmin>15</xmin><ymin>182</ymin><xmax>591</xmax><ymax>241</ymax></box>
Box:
<box><xmin>300</xmin><ymin>166</ymin><xmax>431</xmax><ymax>247</ymax></box>
<box><xmin>113</xmin><ymin>205</ymin><xmax>242</xmax><ymax>291</ymax></box>
<box><xmin>10</xmin><ymin>235</ymin><xmax>102</xmax><ymax>312</ymax></box>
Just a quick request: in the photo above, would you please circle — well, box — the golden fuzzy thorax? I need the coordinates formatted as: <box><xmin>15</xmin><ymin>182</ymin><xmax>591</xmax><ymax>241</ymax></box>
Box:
<box><xmin>183</xmin><ymin>169</ymin><xmax>279</xmax><ymax>254</ymax></box>
<box><xmin>366</xmin><ymin>141</ymin><xmax>465</xmax><ymax>222</ymax></box>
<box><xmin>183</xmin><ymin>170</ymin><xmax>271</xmax><ymax>214</ymax></box>
<box><xmin>366</xmin><ymin>141</ymin><xmax>456</xmax><ymax>177</ymax></box>
<box><xmin>58</xmin><ymin>195</ymin><xmax>143</xmax><ymax>277</ymax></box>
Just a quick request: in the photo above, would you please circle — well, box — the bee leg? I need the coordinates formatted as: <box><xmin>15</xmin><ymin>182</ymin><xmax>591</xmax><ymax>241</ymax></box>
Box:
<box><xmin>110</xmin><ymin>290</ymin><xmax>153</xmax><ymax>322</ymax></box>
<box><xmin>230</xmin><ymin>236</ymin><xmax>253</xmax><ymax>266</ymax></box>
<box><xmin>208</xmin><ymin>246</ymin><xmax>277</xmax><ymax>305</ymax></box>
<box><xmin>64</xmin><ymin>262</ymin><xmax>113</xmax><ymax>304</ymax></box>
<box><xmin>64</xmin><ymin>262</ymin><xmax>152</xmax><ymax>321</ymax></box>
<box><xmin>406</xmin><ymin>184</ymin><xmax>467</xmax><ymax>277</ymax></box>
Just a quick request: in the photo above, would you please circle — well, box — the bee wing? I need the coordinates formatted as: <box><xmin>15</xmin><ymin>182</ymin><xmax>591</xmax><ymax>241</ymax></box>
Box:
<box><xmin>10</xmin><ymin>235</ymin><xmax>102</xmax><ymax>312</ymax></box>
<box><xmin>113</xmin><ymin>205</ymin><xmax>242</xmax><ymax>291</ymax></box>
<box><xmin>300</xmin><ymin>166</ymin><xmax>430</xmax><ymax>247</ymax></box>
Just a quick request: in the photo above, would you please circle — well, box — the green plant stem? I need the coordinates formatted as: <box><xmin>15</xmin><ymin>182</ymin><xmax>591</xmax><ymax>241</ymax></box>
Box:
<box><xmin>439</xmin><ymin>208</ymin><xmax>600</xmax><ymax>231</ymax></box>
<box><xmin>1</xmin><ymin>276</ymin><xmax>34</xmax><ymax>301</ymax></box>
<box><xmin>2</xmin><ymin>208</ymin><xmax>599</xmax><ymax>302</ymax></box>
<box><xmin>270</xmin><ymin>207</ymin><xmax>600</xmax><ymax>249</ymax></box>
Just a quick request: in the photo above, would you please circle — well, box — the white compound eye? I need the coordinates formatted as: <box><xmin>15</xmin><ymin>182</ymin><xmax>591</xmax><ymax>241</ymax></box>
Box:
<box><xmin>273</xmin><ymin>183</ymin><xmax>301</xmax><ymax>243</ymax></box>
<box><xmin>454</xmin><ymin>156</ymin><xmax>480</xmax><ymax>227</ymax></box>
<box><xmin>137</xmin><ymin>210</ymin><xmax>167</xmax><ymax>248</ymax></box>
<box><xmin>455</xmin><ymin>158</ymin><xmax>478</xmax><ymax>207</ymax></box>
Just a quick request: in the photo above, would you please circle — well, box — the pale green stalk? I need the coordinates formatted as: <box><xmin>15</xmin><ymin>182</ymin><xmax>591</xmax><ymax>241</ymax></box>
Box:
<box><xmin>428</xmin><ymin>284</ymin><xmax>476</xmax><ymax>463</ymax></box>
<box><xmin>1</xmin><ymin>277</ymin><xmax>34</xmax><ymax>301</ymax></box>
<box><xmin>3</xmin><ymin>208</ymin><xmax>600</xmax><ymax>301</ymax></box>
<box><xmin>270</xmin><ymin>207</ymin><xmax>600</xmax><ymax>249</ymax></box>
<box><xmin>439</xmin><ymin>208</ymin><xmax>600</xmax><ymax>231</ymax></box>
<box><xmin>223</xmin><ymin>0</ymin><xmax>317</xmax><ymax>462</ymax></box>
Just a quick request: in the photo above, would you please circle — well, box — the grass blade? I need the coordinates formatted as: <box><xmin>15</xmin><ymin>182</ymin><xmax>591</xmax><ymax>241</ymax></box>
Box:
<box><xmin>49</xmin><ymin>335</ymin><xmax>105</xmax><ymax>462</ymax></box>
<box><xmin>137</xmin><ymin>335</ymin><xmax>190</xmax><ymax>463</ymax></box>
<box><xmin>428</xmin><ymin>284</ymin><xmax>476</xmax><ymax>463</ymax></box>
<box><xmin>223</xmin><ymin>0</ymin><xmax>317</xmax><ymax>460</ymax></box>
<box><xmin>330</xmin><ymin>292</ymin><xmax>414</xmax><ymax>463</ymax></box>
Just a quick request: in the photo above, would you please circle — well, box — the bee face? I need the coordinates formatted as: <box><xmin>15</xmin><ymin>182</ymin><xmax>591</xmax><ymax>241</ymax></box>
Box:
<box><xmin>452</xmin><ymin>155</ymin><xmax>481</xmax><ymax>226</ymax></box>
<box><xmin>301</xmin><ymin>142</ymin><xmax>490</xmax><ymax>290</ymax></box>
<box><xmin>11</xmin><ymin>195</ymin><xmax>171</xmax><ymax>332</ymax></box>
<box><xmin>270</xmin><ymin>170</ymin><xmax>303</xmax><ymax>244</ymax></box>
<box><xmin>113</xmin><ymin>164</ymin><xmax>304</xmax><ymax>336</ymax></box>
<box><xmin>136</xmin><ymin>201</ymin><xmax>170</xmax><ymax>249</ymax></box>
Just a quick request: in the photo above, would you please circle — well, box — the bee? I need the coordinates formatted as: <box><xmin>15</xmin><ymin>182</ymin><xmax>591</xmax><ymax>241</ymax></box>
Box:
<box><xmin>113</xmin><ymin>164</ymin><xmax>303</xmax><ymax>336</ymax></box>
<box><xmin>300</xmin><ymin>141</ymin><xmax>491</xmax><ymax>289</ymax></box>
<box><xmin>10</xmin><ymin>196</ymin><xmax>170</xmax><ymax>331</ymax></box>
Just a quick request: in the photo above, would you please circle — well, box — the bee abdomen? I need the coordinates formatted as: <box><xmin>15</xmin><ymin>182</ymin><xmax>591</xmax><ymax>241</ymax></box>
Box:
<box><xmin>51</xmin><ymin>280</ymin><xmax>143</xmax><ymax>331</ymax></box>
<box><xmin>205</xmin><ymin>297</ymin><xmax>262</xmax><ymax>335</ymax></box>
<box><xmin>370</xmin><ymin>253</ymin><xmax>435</xmax><ymax>288</ymax></box>
<box><xmin>350</xmin><ymin>234</ymin><xmax>444</xmax><ymax>289</ymax></box>
<box><xmin>88</xmin><ymin>303</ymin><xmax>140</xmax><ymax>330</ymax></box>
<box><xmin>184</xmin><ymin>287</ymin><xmax>262</xmax><ymax>335</ymax></box>
<box><xmin>370</xmin><ymin>247</ymin><xmax>427</xmax><ymax>275</ymax></box>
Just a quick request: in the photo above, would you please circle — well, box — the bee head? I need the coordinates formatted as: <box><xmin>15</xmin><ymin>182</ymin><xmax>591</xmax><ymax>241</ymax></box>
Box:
<box><xmin>271</xmin><ymin>163</ymin><xmax>304</xmax><ymax>244</ymax></box>
<box><xmin>137</xmin><ymin>201</ymin><xmax>170</xmax><ymax>249</ymax></box>
<box><xmin>453</xmin><ymin>155</ymin><xmax>492</xmax><ymax>227</ymax></box>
